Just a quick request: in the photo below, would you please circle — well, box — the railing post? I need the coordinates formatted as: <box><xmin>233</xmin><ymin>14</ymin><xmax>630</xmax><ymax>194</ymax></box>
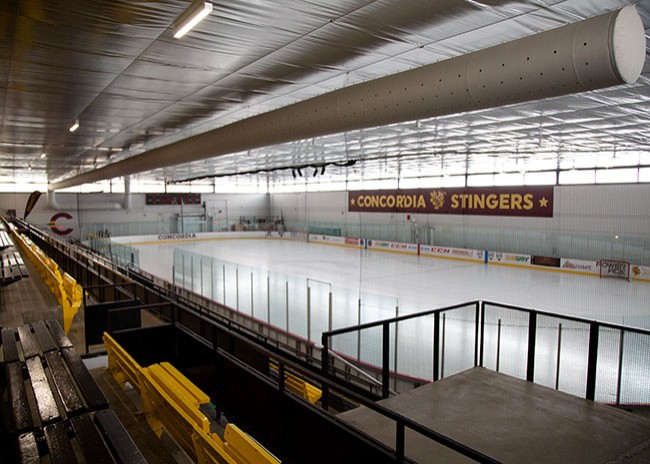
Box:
<box><xmin>441</xmin><ymin>313</ymin><xmax>446</xmax><ymax>379</ymax></box>
<box><xmin>474</xmin><ymin>301</ymin><xmax>480</xmax><ymax>367</ymax></box>
<box><xmin>478</xmin><ymin>301</ymin><xmax>485</xmax><ymax>367</ymax></box>
<box><xmin>321</xmin><ymin>333</ymin><xmax>330</xmax><ymax>411</ymax></box>
<box><xmin>586</xmin><ymin>322</ymin><xmax>600</xmax><ymax>401</ymax></box>
<box><xmin>394</xmin><ymin>304</ymin><xmax>399</xmax><ymax>378</ymax></box>
<box><xmin>396</xmin><ymin>422</ymin><xmax>405</xmax><ymax>463</ymax></box>
<box><xmin>496</xmin><ymin>319</ymin><xmax>502</xmax><ymax>372</ymax></box>
<box><xmin>526</xmin><ymin>312</ymin><xmax>537</xmax><ymax>382</ymax></box>
<box><xmin>307</xmin><ymin>284</ymin><xmax>311</xmax><ymax>342</ymax></box>
<box><xmin>210</xmin><ymin>258</ymin><xmax>214</xmax><ymax>299</ymax></box>
<box><xmin>433</xmin><ymin>312</ymin><xmax>440</xmax><ymax>382</ymax></box>
<box><xmin>555</xmin><ymin>323</ymin><xmax>563</xmax><ymax>390</ymax></box>
<box><xmin>181</xmin><ymin>253</ymin><xmax>186</xmax><ymax>288</ymax></box>
<box><xmin>235</xmin><ymin>267</ymin><xmax>239</xmax><ymax>311</ymax></box>
<box><xmin>328</xmin><ymin>290</ymin><xmax>333</xmax><ymax>332</ymax></box>
<box><xmin>382</xmin><ymin>322</ymin><xmax>390</xmax><ymax>399</ymax></box>
<box><xmin>267</xmin><ymin>274</ymin><xmax>271</xmax><ymax>324</ymax></box>
<box><xmin>357</xmin><ymin>298</ymin><xmax>362</xmax><ymax>360</ymax></box>
<box><xmin>616</xmin><ymin>330</ymin><xmax>625</xmax><ymax>405</ymax></box>
<box><xmin>190</xmin><ymin>256</ymin><xmax>194</xmax><ymax>292</ymax></box>
<box><xmin>200</xmin><ymin>258</ymin><xmax>203</xmax><ymax>296</ymax></box>
<box><xmin>285</xmin><ymin>280</ymin><xmax>289</xmax><ymax>331</ymax></box>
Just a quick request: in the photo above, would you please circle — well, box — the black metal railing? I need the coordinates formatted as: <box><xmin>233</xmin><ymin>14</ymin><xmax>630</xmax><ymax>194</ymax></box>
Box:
<box><xmin>322</xmin><ymin>300</ymin><xmax>650</xmax><ymax>409</ymax></box>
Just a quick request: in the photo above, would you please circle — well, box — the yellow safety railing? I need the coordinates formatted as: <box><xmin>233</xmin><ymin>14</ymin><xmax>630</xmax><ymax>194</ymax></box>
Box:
<box><xmin>6</xmin><ymin>221</ymin><xmax>82</xmax><ymax>333</ymax></box>
<box><xmin>103</xmin><ymin>332</ymin><xmax>143</xmax><ymax>393</ymax></box>
<box><xmin>103</xmin><ymin>333</ymin><xmax>281</xmax><ymax>464</ymax></box>
<box><xmin>223</xmin><ymin>423</ymin><xmax>280</xmax><ymax>464</ymax></box>
<box><xmin>192</xmin><ymin>426</ymin><xmax>237</xmax><ymax>464</ymax></box>
<box><xmin>270</xmin><ymin>362</ymin><xmax>322</xmax><ymax>404</ymax></box>
<box><xmin>139</xmin><ymin>363</ymin><xmax>212</xmax><ymax>459</ymax></box>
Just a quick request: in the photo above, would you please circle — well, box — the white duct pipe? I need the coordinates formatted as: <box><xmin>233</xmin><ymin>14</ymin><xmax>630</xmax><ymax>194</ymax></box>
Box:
<box><xmin>47</xmin><ymin>186</ymin><xmax>128</xmax><ymax>210</ymax></box>
<box><xmin>49</xmin><ymin>6</ymin><xmax>645</xmax><ymax>191</ymax></box>
<box><xmin>124</xmin><ymin>176</ymin><xmax>132</xmax><ymax>210</ymax></box>
<box><xmin>47</xmin><ymin>190</ymin><xmax>62</xmax><ymax>210</ymax></box>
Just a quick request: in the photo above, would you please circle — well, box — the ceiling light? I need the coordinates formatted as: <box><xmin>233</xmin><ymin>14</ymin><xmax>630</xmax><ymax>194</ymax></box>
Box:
<box><xmin>173</xmin><ymin>1</ymin><xmax>213</xmax><ymax>39</ymax></box>
<box><xmin>28</xmin><ymin>165</ymin><xmax>32</xmax><ymax>171</ymax></box>
<box><xmin>69</xmin><ymin>119</ymin><xmax>80</xmax><ymax>132</ymax></box>
<box><xmin>40</xmin><ymin>153</ymin><xmax>47</xmax><ymax>158</ymax></box>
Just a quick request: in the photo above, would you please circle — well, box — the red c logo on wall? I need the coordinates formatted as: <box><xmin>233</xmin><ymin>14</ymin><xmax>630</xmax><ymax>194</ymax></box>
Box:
<box><xmin>49</xmin><ymin>212</ymin><xmax>74</xmax><ymax>236</ymax></box>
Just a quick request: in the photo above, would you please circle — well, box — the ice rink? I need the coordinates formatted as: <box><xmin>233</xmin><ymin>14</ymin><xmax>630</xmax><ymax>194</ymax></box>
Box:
<box><xmin>133</xmin><ymin>237</ymin><xmax>650</xmax><ymax>328</ymax></box>
<box><xmin>129</xmin><ymin>237</ymin><xmax>649</xmax><ymax>403</ymax></box>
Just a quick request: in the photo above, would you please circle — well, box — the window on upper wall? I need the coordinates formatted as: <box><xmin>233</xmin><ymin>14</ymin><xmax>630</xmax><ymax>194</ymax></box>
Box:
<box><xmin>441</xmin><ymin>175</ymin><xmax>466</xmax><ymax>187</ymax></box>
<box><xmin>639</xmin><ymin>167</ymin><xmax>650</xmax><ymax>183</ymax></box>
<box><xmin>494</xmin><ymin>172</ymin><xmax>524</xmax><ymax>186</ymax></box>
<box><xmin>595</xmin><ymin>168</ymin><xmax>638</xmax><ymax>184</ymax></box>
<box><xmin>467</xmin><ymin>174</ymin><xmax>493</xmax><ymax>187</ymax></box>
<box><xmin>559</xmin><ymin>169</ymin><xmax>595</xmax><ymax>184</ymax></box>
<box><xmin>524</xmin><ymin>171</ymin><xmax>556</xmax><ymax>185</ymax></box>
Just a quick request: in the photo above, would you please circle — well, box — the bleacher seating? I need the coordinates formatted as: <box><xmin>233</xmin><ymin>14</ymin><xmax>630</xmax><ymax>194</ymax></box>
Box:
<box><xmin>1</xmin><ymin>249</ymin><xmax>28</xmax><ymax>286</ymax></box>
<box><xmin>1</xmin><ymin>320</ymin><xmax>147</xmax><ymax>463</ymax></box>
<box><xmin>0</xmin><ymin>221</ymin><xmax>28</xmax><ymax>286</ymax></box>
<box><xmin>0</xmin><ymin>228</ymin><xmax>13</xmax><ymax>250</ymax></box>
<box><xmin>270</xmin><ymin>361</ymin><xmax>322</xmax><ymax>404</ymax></box>
<box><xmin>103</xmin><ymin>332</ymin><xmax>281</xmax><ymax>464</ymax></box>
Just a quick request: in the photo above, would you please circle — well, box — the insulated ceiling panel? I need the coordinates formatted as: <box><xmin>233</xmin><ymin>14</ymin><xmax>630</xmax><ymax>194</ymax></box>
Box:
<box><xmin>0</xmin><ymin>0</ymin><xmax>648</xmax><ymax>189</ymax></box>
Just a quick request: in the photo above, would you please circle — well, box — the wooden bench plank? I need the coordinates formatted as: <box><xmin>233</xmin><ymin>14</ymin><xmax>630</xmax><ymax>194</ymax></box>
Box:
<box><xmin>2</xmin><ymin>327</ymin><xmax>20</xmax><ymax>363</ymax></box>
<box><xmin>5</xmin><ymin>362</ymin><xmax>33</xmax><ymax>432</ymax></box>
<box><xmin>45</xmin><ymin>421</ymin><xmax>77</xmax><ymax>464</ymax></box>
<box><xmin>45</xmin><ymin>351</ymin><xmax>85</xmax><ymax>416</ymax></box>
<box><xmin>61</xmin><ymin>347</ymin><xmax>108</xmax><ymax>410</ymax></box>
<box><xmin>0</xmin><ymin>230</ymin><xmax>12</xmax><ymax>250</ymax></box>
<box><xmin>13</xmin><ymin>252</ymin><xmax>28</xmax><ymax>277</ymax></box>
<box><xmin>26</xmin><ymin>356</ymin><xmax>60</xmax><ymax>425</ymax></box>
<box><xmin>0</xmin><ymin>250</ymin><xmax>23</xmax><ymax>283</ymax></box>
<box><xmin>70</xmin><ymin>413</ymin><xmax>115</xmax><ymax>464</ymax></box>
<box><xmin>32</xmin><ymin>320</ymin><xmax>58</xmax><ymax>354</ymax></box>
<box><xmin>94</xmin><ymin>409</ymin><xmax>149</xmax><ymax>464</ymax></box>
<box><xmin>17</xmin><ymin>432</ymin><xmax>40</xmax><ymax>464</ymax></box>
<box><xmin>17</xmin><ymin>325</ymin><xmax>40</xmax><ymax>360</ymax></box>
<box><xmin>45</xmin><ymin>320</ymin><xmax>73</xmax><ymax>349</ymax></box>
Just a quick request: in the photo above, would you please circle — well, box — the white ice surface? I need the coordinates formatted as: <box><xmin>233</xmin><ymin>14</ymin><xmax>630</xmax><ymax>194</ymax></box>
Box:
<box><xmin>134</xmin><ymin>238</ymin><xmax>650</xmax><ymax>327</ymax></box>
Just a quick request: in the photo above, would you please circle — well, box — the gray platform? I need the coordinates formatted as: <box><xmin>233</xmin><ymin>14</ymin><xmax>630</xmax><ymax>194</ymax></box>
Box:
<box><xmin>338</xmin><ymin>367</ymin><xmax>650</xmax><ymax>463</ymax></box>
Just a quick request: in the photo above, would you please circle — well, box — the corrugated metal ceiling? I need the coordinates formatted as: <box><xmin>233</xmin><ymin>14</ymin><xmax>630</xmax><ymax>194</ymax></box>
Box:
<box><xmin>1</xmin><ymin>0</ymin><xmax>648</xmax><ymax>189</ymax></box>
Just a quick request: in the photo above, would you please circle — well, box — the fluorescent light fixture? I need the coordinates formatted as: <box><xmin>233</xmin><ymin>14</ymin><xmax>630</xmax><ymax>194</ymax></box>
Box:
<box><xmin>69</xmin><ymin>119</ymin><xmax>80</xmax><ymax>132</ymax></box>
<box><xmin>173</xmin><ymin>1</ymin><xmax>213</xmax><ymax>39</ymax></box>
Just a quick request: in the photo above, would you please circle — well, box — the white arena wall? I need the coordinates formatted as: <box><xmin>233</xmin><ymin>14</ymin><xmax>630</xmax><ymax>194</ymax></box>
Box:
<box><xmin>270</xmin><ymin>184</ymin><xmax>650</xmax><ymax>264</ymax></box>
<box><xmin>1</xmin><ymin>183</ymin><xmax>649</xmax><ymax>263</ymax></box>
<box><xmin>0</xmin><ymin>192</ymin><xmax>269</xmax><ymax>239</ymax></box>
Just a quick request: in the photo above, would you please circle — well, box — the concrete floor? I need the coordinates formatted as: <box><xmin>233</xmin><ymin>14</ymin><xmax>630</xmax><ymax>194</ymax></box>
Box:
<box><xmin>338</xmin><ymin>367</ymin><xmax>650</xmax><ymax>464</ymax></box>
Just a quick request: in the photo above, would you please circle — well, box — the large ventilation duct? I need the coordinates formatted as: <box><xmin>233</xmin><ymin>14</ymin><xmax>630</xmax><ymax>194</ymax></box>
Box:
<box><xmin>47</xmin><ymin>176</ymin><xmax>133</xmax><ymax>210</ymax></box>
<box><xmin>50</xmin><ymin>6</ymin><xmax>646</xmax><ymax>191</ymax></box>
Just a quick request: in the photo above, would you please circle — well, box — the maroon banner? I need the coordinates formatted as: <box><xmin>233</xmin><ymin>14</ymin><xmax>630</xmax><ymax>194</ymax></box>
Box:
<box><xmin>348</xmin><ymin>186</ymin><xmax>553</xmax><ymax>217</ymax></box>
<box><xmin>23</xmin><ymin>190</ymin><xmax>42</xmax><ymax>219</ymax></box>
